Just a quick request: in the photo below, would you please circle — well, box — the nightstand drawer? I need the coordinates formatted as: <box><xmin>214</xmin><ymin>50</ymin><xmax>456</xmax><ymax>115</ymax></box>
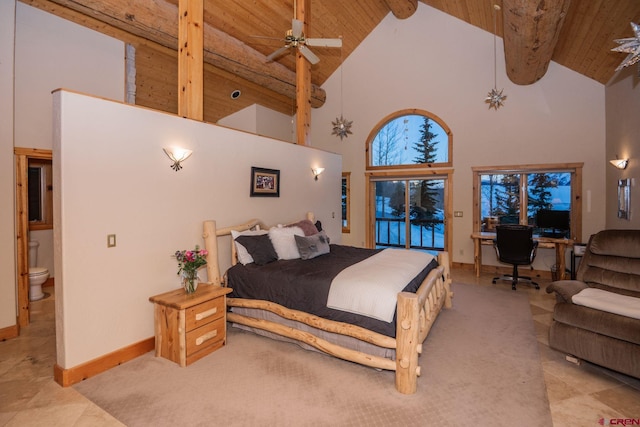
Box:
<box><xmin>186</xmin><ymin>316</ymin><xmax>225</xmax><ymax>355</ymax></box>
<box><xmin>185</xmin><ymin>296</ymin><xmax>225</xmax><ymax>331</ymax></box>
<box><xmin>150</xmin><ymin>285</ymin><xmax>232</xmax><ymax>366</ymax></box>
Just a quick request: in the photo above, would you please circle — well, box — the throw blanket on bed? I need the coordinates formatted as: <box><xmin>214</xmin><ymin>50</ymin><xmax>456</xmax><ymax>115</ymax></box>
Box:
<box><xmin>327</xmin><ymin>249</ymin><xmax>435</xmax><ymax>322</ymax></box>
<box><xmin>572</xmin><ymin>288</ymin><xmax>640</xmax><ymax>320</ymax></box>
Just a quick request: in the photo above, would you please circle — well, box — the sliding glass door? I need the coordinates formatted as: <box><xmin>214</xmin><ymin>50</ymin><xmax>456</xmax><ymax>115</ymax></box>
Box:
<box><xmin>373</xmin><ymin>177</ymin><xmax>446</xmax><ymax>254</ymax></box>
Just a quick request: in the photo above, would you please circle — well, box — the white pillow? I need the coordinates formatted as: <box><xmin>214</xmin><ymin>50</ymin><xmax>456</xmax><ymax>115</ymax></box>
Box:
<box><xmin>231</xmin><ymin>229</ymin><xmax>268</xmax><ymax>265</ymax></box>
<box><xmin>268</xmin><ymin>225</ymin><xmax>304</xmax><ymax>260</ymax></box>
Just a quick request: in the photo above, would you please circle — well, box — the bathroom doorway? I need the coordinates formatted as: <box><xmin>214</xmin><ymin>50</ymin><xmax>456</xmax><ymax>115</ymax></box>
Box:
<box><xmin>14</xmin><ymin>147</ymin><xmax>53</xmax><ymax>327</ymax></box>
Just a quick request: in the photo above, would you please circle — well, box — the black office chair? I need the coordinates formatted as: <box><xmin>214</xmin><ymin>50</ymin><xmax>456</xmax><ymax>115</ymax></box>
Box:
<box><xmin>492</xmin><ymin>224</ymin><xmax>539</xmax><ymax>290</ymax></box>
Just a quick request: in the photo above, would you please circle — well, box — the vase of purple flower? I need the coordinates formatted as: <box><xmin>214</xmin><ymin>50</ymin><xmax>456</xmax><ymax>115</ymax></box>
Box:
<box><xmin>174</xmin><ymin>246</ymin><xmax>208</xmax><ymax>294</ymax></box>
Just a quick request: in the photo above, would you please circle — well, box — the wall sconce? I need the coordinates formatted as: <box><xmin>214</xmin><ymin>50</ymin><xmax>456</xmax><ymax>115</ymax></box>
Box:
<box><xmin>163</xmin><ymin>147</ymin><xmax>193</xmax><ymax>171</ymax></box>
<box><xmin>609</xmin><ymin>158</ymin><xmax>629</xmax><ymax>170</ymax></box>
<box><xmin>311</xmin><ymin>167</ymin><xmax>325</xmax><ymax>181</ymax></box>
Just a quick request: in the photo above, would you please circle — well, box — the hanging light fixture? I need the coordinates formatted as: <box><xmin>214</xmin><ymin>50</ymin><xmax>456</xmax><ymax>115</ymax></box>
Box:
<box><xmin>612</xmin><ymin>22</ymin><xmax>640</xmax><ymax>76</ymax></box>
<box><xmin>485</xmin><ymin>4</ymin><xmax>507</xmax><ymax>110</ymax></box>
<box><xmin>332</xmin><ymin>38</ymin><xmax>353</xmax><ymax>140</ymax></box>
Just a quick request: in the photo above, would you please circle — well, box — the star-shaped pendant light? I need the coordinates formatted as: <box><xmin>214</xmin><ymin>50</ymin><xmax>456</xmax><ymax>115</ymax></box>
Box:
<box><xmin>485</xmin><ymin>4</ymin><xmax>507</xmax><ymax>110</ymax></box>
<box><xmin>332</xmin><ymin>115</ymin><xmax>353</xmax><ymax>140</ymax></box>
<box><xmin>612</xmin><ymin>22</ymin><xmax>640</xmax><ymax>76</ymax></box>
<box><xmin>486</xmin><ymin>88</ymin><xmax>507</xmax><ymax>110</ymax></box>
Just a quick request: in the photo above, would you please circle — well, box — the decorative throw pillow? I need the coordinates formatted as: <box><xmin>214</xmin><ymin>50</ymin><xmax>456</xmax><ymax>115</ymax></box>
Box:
<box><xmin>234</xmin><ymin>234</ymin><xmax>278</xmax><ymax>266</ymax></box>
<box><xmin>295</xmin><ymin>231</ymin><xmax>331</xmax><ymax>260</ymax></box>
<box><xmin>231</xmin><ymin>229</ymin><xmax>268</xmax><ymax>265</ymax></box>
<box><xmin>268</xmin><ymin>225</ymin><xmax>304</xmax><ymax>260</ymax></box>
<box><xmin>286</xmin><ymin>219</ymin><xmax>319</xmax><ymax>236</ymax></box>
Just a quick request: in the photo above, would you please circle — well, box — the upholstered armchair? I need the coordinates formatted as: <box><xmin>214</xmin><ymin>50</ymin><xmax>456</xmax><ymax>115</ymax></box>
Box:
<box><xmin>546</xmin><ymin>229</ymin><xmax>640</xmax><ymax>379</ymax></box>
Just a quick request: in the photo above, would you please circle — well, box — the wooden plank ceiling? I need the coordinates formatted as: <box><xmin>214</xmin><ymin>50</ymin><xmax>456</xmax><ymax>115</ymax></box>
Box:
<box><xmin>21</xmin><ymin>0</ymin><xmax>640</xmax><ymax>124</ymax></box>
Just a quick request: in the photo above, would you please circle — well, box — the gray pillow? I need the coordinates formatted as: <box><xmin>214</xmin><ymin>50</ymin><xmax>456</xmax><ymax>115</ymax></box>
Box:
<box><xmin>295</xmin><ymin>231</ymin><xmax>330</xmax><ymax>260</ymax></box>
<box><xmin>235</xmin><ymin>234</ymin><xmax>278</xmax><ymax>265</ymax></box>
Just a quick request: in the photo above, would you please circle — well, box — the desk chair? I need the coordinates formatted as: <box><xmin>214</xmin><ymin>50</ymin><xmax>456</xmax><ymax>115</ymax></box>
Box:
<box><xmin>492</xmin><ymin>225</ymin><xmax>539</xmax><ymax>290</ymax></box>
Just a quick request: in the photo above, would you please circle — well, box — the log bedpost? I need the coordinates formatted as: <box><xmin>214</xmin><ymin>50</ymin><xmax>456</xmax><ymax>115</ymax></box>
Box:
<box><xmin>203</xmin><ymin>220</ymin><xmax>221</xmax><ymax>286</ymax></box>
<box><xmin>395</xmin><ymin>291</ymin><xmax>421</xmax><ymax>394</ymax></box>
<box><xmin>438</xmin><ymin>251</ymin><xmax>453</xmax><ymax>308</ymax></box>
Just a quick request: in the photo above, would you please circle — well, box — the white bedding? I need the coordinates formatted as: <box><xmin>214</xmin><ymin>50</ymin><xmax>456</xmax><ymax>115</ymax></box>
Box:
<box><xmin>572</xmin><ymin>288</ymin><xmax>640</xmax><ymax>320</ymax></box>
<box><xmin>326</xmin><ymin>249</ymin><xmax>435</xmax><ymax>323</ymax></box>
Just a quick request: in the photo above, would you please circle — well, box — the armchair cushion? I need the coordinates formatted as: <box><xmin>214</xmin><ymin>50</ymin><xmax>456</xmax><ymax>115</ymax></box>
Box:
<box><xmin>546</xmin><ymin>280</ymin><xmax>588</xmax><ymax>303</ymax></box>
<box><xmin>552</xmin><ymin>303</ymin><xmax>640</xmax><ymax>345</ymax></box>
<box><xmin>577</xmin><ymin>229</ymin><xmax>640</xmax><ymax>297</ymax></box>
<box><xmin>572</xmin><ymin>288</ymin><xmax>640</xmax><ymax>320</ymax></box>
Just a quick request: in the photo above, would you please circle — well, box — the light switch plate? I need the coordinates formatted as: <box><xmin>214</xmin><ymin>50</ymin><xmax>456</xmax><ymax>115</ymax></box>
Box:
<box><xmin>454</xmin><ymin>211</ymin><xmax>463</xmax><ymax>217</ymax></box>
<box><xmin>107</xmin><ymin>234</ymin><xmax>116</xmax><ymax>247</ymax></box>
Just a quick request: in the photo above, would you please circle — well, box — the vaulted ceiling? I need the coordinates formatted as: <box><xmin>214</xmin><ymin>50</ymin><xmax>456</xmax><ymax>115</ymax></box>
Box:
<box><xmin>21</xmin><ymin>0</ymin><xmax>640</xmax><ymax>123</ymax></box>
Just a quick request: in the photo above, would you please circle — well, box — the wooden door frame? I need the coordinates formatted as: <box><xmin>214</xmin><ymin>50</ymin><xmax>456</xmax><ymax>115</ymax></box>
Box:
<box><xmin>365</xmin><ymin>169</ymin><xmax>453</xmax><ymax>257</ymax></box>
<box><xmin>14</xmin><ymin>147</ymin><xmax>52</xmax><ymax>327</ymax></box>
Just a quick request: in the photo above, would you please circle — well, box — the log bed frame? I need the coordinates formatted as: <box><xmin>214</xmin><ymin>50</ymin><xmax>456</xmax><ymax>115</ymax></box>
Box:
<box><xmin>202</xmin><ymin>216</ymin><xmax>453</xmax><ymax>394</ymax></box>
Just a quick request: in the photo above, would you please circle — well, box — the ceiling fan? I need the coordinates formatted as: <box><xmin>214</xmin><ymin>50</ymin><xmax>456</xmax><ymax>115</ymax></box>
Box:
<box><xmin>264</xmin><ymin>15</ymin><xmax>342</xmax><ymax>65</ymax></box>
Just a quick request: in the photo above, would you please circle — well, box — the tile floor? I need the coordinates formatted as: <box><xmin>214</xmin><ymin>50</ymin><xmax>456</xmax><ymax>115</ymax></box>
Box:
<box><xmin>1</xmin><ymin>271</ymin><xmax>639</xmax><ymax>426</ymax></box>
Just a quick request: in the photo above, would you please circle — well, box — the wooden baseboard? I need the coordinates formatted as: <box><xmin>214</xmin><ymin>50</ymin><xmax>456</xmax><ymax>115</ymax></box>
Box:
<box><xmin>451</xmin><ymin>261</ymin><xmax>474</xmax><ymax>271</ymax></box>
<box><xmin>54</xmin><ymin>337</ymin><xmax>155</xmax><ymax>387</ymax></box>
<box><xmin>0</xmin><ymin>323</ymin><xmax>19</xmax><ymax>341</ymax></box>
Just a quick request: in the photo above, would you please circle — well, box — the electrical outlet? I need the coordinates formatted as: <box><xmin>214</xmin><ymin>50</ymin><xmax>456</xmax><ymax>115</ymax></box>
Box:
<box><xmin>454</xmin><ymin>211</ymin><xmax>463</xmax><ymax>217</ymax></box>
<box><xmin>107</xmin><ymin>234</ymin><xmax>116</xmax><ymax>248</ymax></box>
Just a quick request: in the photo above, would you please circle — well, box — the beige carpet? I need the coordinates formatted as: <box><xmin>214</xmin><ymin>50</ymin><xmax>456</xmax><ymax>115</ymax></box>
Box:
<box><xmin>75</xmin><ymin>283</ymin><xmax>552</xmax><ymax>426</ymax></box>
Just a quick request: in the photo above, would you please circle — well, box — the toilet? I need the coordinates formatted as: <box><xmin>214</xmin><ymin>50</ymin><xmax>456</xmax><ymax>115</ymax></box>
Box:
<box><xmin>28</xmin><ymin>241</ymin><xmax>49</xmax><ymax>301</ymax></box>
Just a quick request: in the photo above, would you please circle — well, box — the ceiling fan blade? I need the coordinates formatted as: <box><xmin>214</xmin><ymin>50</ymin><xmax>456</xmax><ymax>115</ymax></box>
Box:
<box><xmin>298</xmin><ymin>45</ymin><xmax>320</xmax><ymax>64</ymax></box>
<box><xmin>306</xmin><ymin>38</ymin><xmax>342</xmax><ymax>48</ymax></box>
<box><xmin>292</xmin><ymin>19</ymin><xmax>303</xmax><ymax>39</ymax></box>
<box><xmin>266</xmin><ymin>45</ymin><xmax>291</xmax><ymax>62</ymax></box>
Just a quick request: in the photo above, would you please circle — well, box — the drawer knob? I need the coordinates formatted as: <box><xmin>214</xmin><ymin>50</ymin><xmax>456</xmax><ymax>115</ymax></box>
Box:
<box><xmin>195</xmin><ymin>307</ymin><xmax>217</xmax><ymax>321</ymax></box>
<box><xmin>195</xmin><ymin>330</ymin><xmax>218</xmax><ymax>346</ymax></box>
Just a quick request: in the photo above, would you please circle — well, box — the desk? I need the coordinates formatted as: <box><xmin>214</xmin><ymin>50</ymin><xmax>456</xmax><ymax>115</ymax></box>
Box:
<box><xmin>471</xmin><ymin>232</ymin><xmax>573</xmax><ymax>280</ymax></box>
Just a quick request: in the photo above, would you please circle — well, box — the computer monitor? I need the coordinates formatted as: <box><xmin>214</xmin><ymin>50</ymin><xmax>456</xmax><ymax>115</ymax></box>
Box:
<box><xmin>536</xmin><ymin>209</ymin><xmax>570</xmax><ymax>237</ymax></box>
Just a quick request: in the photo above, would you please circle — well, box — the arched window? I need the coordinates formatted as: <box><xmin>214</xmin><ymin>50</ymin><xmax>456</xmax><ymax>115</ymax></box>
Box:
<box><xmin>366</xmin><ymin>109</ymin><xmax>452</xmax><ymax>170</ymax></box>
<box><xmin>365</xmin><ymin>109</ymin><xmax>453</xmax><ymax>254</ymax></box>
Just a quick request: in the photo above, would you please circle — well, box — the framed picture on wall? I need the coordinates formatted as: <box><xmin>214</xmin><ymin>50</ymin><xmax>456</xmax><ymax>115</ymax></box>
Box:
<box><xmin>250</xmin><ymin>167</ymin><xmax>280</xmax><ymax>197</ymax></box>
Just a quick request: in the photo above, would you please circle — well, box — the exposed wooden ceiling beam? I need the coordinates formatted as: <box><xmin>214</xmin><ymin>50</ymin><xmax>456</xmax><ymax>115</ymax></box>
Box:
<box><xmin>31</xmin><ymin>0</ymin><xmax>326</xmax><ymax>107</ymax></box>
<box><xmin>502</xmin><ymin>0</ymin><xmax>571</xmax><ymax>85</ymax></box>
<box><xmin>384</xmin><ymin>0</ymin><xmax>418</xmax><ymax>19</ymax></box>
<box><xmin>178</xmin><ymin>0</ymin><xmax>203</xmax><ymax>120</ymax></box>
<box><xmin>295</xmin><ymin>0</ymin><xmax>311</xmax><ymax>146</ymax></box>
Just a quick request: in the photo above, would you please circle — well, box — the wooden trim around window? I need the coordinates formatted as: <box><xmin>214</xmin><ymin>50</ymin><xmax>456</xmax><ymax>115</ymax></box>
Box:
<box><xmin>472</xmin><ymin>162</ymin><xmax>583</xmax><ymax>243</ymax></box>
<box><xmin>365</xmin><ymin>108</ymin><xmax>453</xmax><ymax>170</ymax></box>
<box><xmin>342</xmin><ymin>172</ymin><xmax>351</xmax><ymax>234</ymax></box>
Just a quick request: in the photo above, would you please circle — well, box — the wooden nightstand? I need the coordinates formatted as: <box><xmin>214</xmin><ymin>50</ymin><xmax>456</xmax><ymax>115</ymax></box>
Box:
<box><xmin>149</xmin><ymin>284</ymin><xmax>232</xmax><ymax>367</ymax></box>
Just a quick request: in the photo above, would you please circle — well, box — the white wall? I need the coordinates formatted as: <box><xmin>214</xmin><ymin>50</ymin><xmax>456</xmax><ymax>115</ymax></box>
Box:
<box><xmin>311</xmin><ymin>4</ymin><xmax>606</xmax><ymax>271</ymax></box>
<box><xmin>53</xmin><ymin>91</ymin><xmax>341</xmax><ymax>368</ymax></box>
<box><xmin>605</xmin><ymin>66</ymin><xmax>639</xmax><ymax>229</ymax></box>
<box><xmin>218</xmin><ymin>104</ymin><xmax>295</xmax><ymax>143</ymax></box>
<box><xmin>14</xmin><ymin>2</ymin><xmax>125</xmax><ymax>279</ymax></box>
<box><xmin>0</xmin><ymin>1</ymin><xmax>17</xmax><ymax>332</ymax></box>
